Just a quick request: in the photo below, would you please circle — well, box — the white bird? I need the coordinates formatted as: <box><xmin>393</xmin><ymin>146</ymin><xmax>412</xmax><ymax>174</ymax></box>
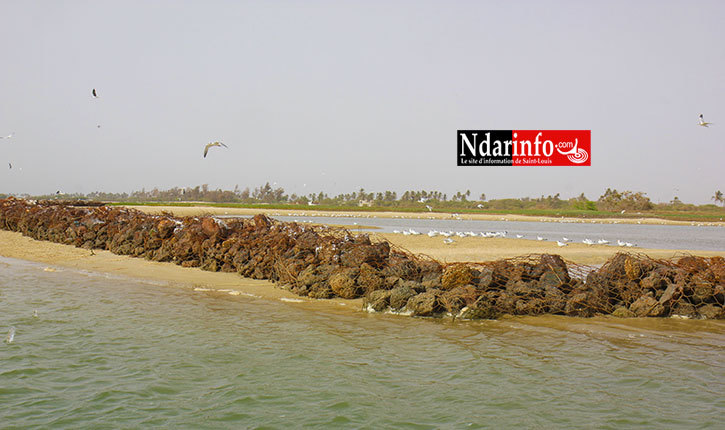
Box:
<box><xmin>443</xmin><ymin>238</ymin><xmax>455</xmax><ymax>245</ymax></box>
<box><xmin>597</xmin><ymin>239</ymin><xmax>610</xmax><ymax>245</ymax></box>
<box><xmin>516</xmin><ymin>234</ymin><xmax>524</xmax><ymax>238</ymax></box>
<box><xmin>617</xmin><ymin>240</ymin><xmax>626</xmax><ymax>247</ymax></box>
<box><xmin>0</xmin><ymin>132</ymin><xmax>14</xmax><ymax>139</ymax></box>
<box><xmin>698</xmin><ymin>114</ymin><xmax>712</xmax><ymax>127</ymax></box>
<box><xmin>582</xmin><ymin>238</ymin><xmax>594</xmax><ymax>245</ymax></box>
<box><xmin>203</xmin><ymin>141</ymin><xmax>228</xmax><ymax>158</ymax></box>
<box><xmin>5</xmin><ymin>326</ymin><xmax>15</xmax><ymax>344</ymax></box>
<box><xmin>476</xmin><ymin>204</ymin><xmax>484</xmax><ymax>209</ymax></box>
<box><xmin>427</xmin><ymin>230</ymin><xmax>438</xmax><ymax>237</ymax></box>
<box><xmin>562</xmin><ymin>237</ymin><xmax>570</xmax><ymax>242</ymax></box>
<box><xmin>537</xmin><ymin>236</ymin><xmax>545</xmax><ymax>241</ymax></box>
<box><xmin>556</xmin><ymin>240</ymin><xmax>568</xmax><ymax>247</ymax></box>
<box><xmin>425</xmin><ymin>205</ymin><xmax>433</xmax><ymax>212</ymax></box>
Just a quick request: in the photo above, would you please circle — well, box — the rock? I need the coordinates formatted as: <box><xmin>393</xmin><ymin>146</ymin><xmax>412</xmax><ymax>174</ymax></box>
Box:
<box><xmin>201</xmin><ymin>217</ymin><xmax>221</xmax><ymax>237</ymax></box>
<box><xmin>363</xmin><ymin>290</ymin><xmax>391</xmax><ymax>312</ymax></box>
<box><xmin>329</xmin><ymin>268</ymin><xmax>361</xmax><ymax>299</ymax></box>
<box><xmin>611</xmin><ymin>306</ymin><xmax>635</xmax><ymax>318</ymax></box>
<box><xmin>640</xmin><ymin>272</ymin><xmax>667</xmax><ymax>291</ymax></box>
<box><xmin>539</xmin><ymin>254</ymin><xmax>570</xmax><ymax>283</ymax></box>
<box><xmin>477</xmin><ymin>267</ymin><xmax>495</xmax><ymax>289</ymax></box>
<box><xmin>340</xmin><ymin>242</ymin><xmax>389</xmax><ymax>269</ymax></box>
<box><xmin>389</xmin><ymin>284</ymin><xmax>416</xmax><ymax>310</ymax></box>
<box><xmin>697</xmin><ymin>304</ymin><xmax>724</xmax><ymax>319</ymax></box>
<box><xmin>308</xmin><ymin>282</ymin><xmax>333</xmax><ymax>299</ymax></box>
<box><xmin>629</xmin><ymin>293</ymin><xmax>665</xmax><ymax>317</ymax></box>
<box><xmin>357</xmin><ymin>263</ymin><xmax>385</xmax><ymax>293</ymax></box>
<box><xmin>440</xmin><ymin>285</ymin><xmax>479</xmax><ymax>314</ymax></box>
<box><xmin>657</xmin><ymin>282</ymin><xmax>682</xmax><ymax>306</ymax></box>
<box><xmin>441</xmin><ymin>264</ymin><xmax>474</xmax><ymax>290</ymax></box>
<box><xmin>564</xmin><ymin>292</ymin><xmax>593</xmax><ymax>317</ymax></box>
<box><xmin>405</xmin><ymin>290</ymin><xmax>442</xmax><ymax>316</ymax></box>
<box><xmin>671</xmin><ymin>302</ymin><xmax>697</xmax><ymax>318</ymax></box>
<box><xmin>458</xmin><ymin>296</ymin><xmax>500</xmax><ymax>320</ymax></box>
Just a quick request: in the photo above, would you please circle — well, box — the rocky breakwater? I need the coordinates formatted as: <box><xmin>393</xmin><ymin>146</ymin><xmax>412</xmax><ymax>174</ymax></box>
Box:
<box><xmin>0</xmin><ymin>197</ymin><xmax>723</xmax><ymax>319</ymax></box>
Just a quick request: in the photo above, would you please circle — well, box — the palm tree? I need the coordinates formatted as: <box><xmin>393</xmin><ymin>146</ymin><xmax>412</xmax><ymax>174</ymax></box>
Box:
<box><xmin>713</xmin><ymin>190</ymin><xmax>724</xmax><ymax>206</ymax></box>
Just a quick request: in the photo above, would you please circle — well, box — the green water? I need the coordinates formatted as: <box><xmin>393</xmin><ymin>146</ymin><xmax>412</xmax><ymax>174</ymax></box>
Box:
<box><xmin>1</xmin><ymin>257</ymin><xmax>723</xmax><ymax>429</ymax></box>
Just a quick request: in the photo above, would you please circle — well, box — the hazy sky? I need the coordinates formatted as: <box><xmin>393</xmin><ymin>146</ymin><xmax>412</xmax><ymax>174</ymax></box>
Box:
<box><xmin>1</xmin><ymin>1</ymin><xmax>723</xmax><ymax>203</ymax></box>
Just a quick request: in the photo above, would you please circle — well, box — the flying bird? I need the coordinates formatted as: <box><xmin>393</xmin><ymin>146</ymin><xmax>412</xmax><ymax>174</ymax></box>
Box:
<box><xmin>698</xmin><ymin>114</ymin><xmax>712</xmax><ymax>127</ymax></box>
<box><xmin>8</xmin><ymin>163</ymin><xmax>11</xmax><ymax>169</ymax></box>
<box><xmin>204</xmin><ymin>141</ymin><xmax>228</xmax><ymax>158</ymax></box>
<box><xmin>0</xmin><ymin>132</ymin><xmax>14</xmax><ymax>139</ymax></box>
<box><xmin>92</xmin><ymin>88</ymin><xmax>98</xmax><ymax>98</ymax></box>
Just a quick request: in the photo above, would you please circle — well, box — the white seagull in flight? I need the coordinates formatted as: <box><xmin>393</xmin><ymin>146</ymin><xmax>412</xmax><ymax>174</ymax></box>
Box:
<box><xmin>204</xmin><ymin>141</ymin><xmax>228</xmax><ymax>158</ymax></box>
<box><xmin>699</xmin><ymin>114</ymin><xmax>712</xmax><ymax>127</ymax></box>
<box><xmin>0</xmin><ymin>132</ymin><xmax>14</xmax><ymax>139</ymax></box>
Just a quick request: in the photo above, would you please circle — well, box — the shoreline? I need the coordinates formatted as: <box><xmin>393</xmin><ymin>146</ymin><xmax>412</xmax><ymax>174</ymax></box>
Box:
<box><xmin>126</xmin><ymin>205</ymin><xmax>725</xmax><ymax>227</ymax></box>
<box><xmin>1</xmin><ymin>199</ymin><xmax>722</xmax><ymax>320</ymax></box>
<box><xmin>0</xmin><ymin>230</ymin><xmax>364</xmax><ymax>312</ymax></box>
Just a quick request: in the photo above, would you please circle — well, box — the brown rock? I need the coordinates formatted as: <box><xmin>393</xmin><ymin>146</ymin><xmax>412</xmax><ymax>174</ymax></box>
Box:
<box><xmin>441</xmin><ymin>264</ymin><xmax>474</xmax><ymax>290</ymax></box>
<box><xmin>697</xmin><ymin>304</ymin><xmax>724</xmax><ymax>319</ymax></box>
<box><xmin>329</xmin><ymin>268</ymin><xmax>361</xmax><ymax>299</ymax></box>
<box><xmin>406</xmin><ymin>290</ymin><xmax>442</xmax><ymax>316</ymax></box>
<box><xmin>629</xmin><ymin>293</ymin><xmax>665</xmax><ymax>317</ymax></box>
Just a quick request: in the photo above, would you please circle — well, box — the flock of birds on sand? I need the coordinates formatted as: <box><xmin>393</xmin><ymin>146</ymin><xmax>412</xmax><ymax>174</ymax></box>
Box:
<box><xmin>2</xmin><ymin>88</ymin><xmax>230</xmax><ymax>171</ymax></box>
<box><xmin>390</xmin><ymin>228</ymin><xmax>636</xmax><ymax>247</ymax></box>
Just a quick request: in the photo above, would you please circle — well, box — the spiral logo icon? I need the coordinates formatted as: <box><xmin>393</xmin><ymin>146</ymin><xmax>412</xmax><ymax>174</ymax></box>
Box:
<box><xmin>567</xmin><ymin>147</ymin><xmax>588</xmax><ymax>164</ymax></box>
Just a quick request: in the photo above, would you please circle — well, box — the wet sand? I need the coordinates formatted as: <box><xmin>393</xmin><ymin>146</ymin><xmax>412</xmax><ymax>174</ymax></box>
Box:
<box><xmin>0</xmin><ymin>230</ymin><xmax>362</xmax><ymax>311</ymax></box>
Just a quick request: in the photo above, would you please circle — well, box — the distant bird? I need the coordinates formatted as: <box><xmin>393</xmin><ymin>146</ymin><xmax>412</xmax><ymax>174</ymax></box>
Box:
<box><xmin>443</xmin><ymin>238</ymin><xmax>455</xmax><ymax>245</ymax></box>
<box><xmin>425</xmin><ymin>205</ymin><xmax>433</xmax><ymax>212</ymax></box>
<box><xmin>698</xmin><ymin>114</ymin><xmax>712</xmax><ymax>127</ymax></box>
<box><xmin>562</xmin><ymin>237</ymin><xmax>570</xmax><ymax>242</ymax></box>
<box><xmin>582</xmin><ymin>238</ymin><xmax>594</xmax><ymax>245</ymax></box>
<box><xmin>617</xmin><ymin>240</ymin><xmax>626</xmax><ymax>247</ymax></box>
<box><xmin>33</xmin><ymin>310</ymin><xmax>38</xmax><ymax>318</ymax></box>
<box><xmin>0</xmin><ymin>132</ymin><xmax>14</xmax><ymax>139</ymax></box>
<box><xmin>597</xmin><ymin>239</ymin><xmax>610</xmax><ymax>245</ymax></box>
<box><xmin>203</xmin><ymin>141</ymin><xmax>228</xmax><ymax>158</ymax></box>
<box><xmin>516</xmin><ymin>234</ymin><xmax>524</xmax><ymax>238</ymax></box>
<box><xmin>5</xmin><ymin>327</ymin><xmax>15</xmax><ymax>344</ymax></box>
<box><xmin>92</xmin><ymin>88</ymin><xmax>98</xmax><ymax>98</ymax></box>
<box><xmin>8</xmin><ymin>163</ymin><xmax>11</xmax><ymax>169</ymax></box>
<box><xmin>537</xmin><ymin>236</ymin><xmax>545</xmax><ymax>241</ymax></box>
<box><xmin>477</xmin><ymin>204</ymin><xmax>484</xmax><ymax>209</ymax></box>
<box><xmin>556</xmin><ymin>240</ymin><xmax>568</xmax><ymax>247</ymax></box>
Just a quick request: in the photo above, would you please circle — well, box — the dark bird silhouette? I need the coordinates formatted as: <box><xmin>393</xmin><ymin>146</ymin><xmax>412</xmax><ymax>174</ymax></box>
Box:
<box><xmin>92</xmin><ymin>88</ymin><xmax>98</xmax><ymax>98</ymax></box>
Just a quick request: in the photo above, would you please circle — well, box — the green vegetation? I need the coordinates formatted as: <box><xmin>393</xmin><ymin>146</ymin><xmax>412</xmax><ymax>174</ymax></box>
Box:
<box><xmin>8</xmin><ymin>184</ymin><xmax>725</xmax><ymax>222</ymax></box>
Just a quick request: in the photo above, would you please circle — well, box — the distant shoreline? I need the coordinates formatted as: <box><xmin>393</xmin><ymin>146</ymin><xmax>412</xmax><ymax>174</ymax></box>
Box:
<box><xmin>126</xmin><ymin>205</ymin><xmax>725</xmax><ymax>228</ymax></box>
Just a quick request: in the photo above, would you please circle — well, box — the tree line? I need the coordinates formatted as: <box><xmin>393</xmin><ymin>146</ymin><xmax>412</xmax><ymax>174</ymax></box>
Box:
<box><xmin>6</xmin><ymin>185</ymin><xmax>722</xmax><ymax>212</ymax></box>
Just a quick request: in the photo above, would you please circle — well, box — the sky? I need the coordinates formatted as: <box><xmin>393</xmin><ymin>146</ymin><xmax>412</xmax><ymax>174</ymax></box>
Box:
<box><xmin>0</xmin><ymin>0</ymin><xmax>723</xmax><ymax>204</ymax></box>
